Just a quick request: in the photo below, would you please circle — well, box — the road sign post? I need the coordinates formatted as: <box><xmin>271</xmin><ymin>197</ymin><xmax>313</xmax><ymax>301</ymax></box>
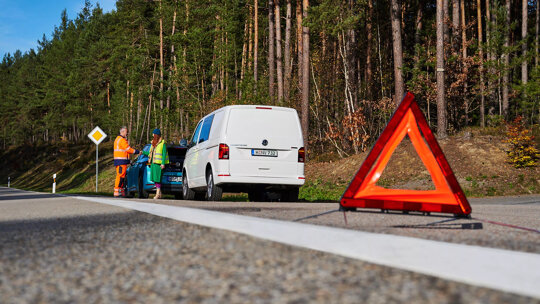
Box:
<box><xmin>87</xmin><ymin>126</ymin><xmax>107</xmax><ymax>193</ymax></box>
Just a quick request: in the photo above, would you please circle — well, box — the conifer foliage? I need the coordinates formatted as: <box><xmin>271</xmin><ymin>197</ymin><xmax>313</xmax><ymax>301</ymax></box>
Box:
<box><xmin>0</xmin><ymin>0</ymin><xmax>538</xmax><ymax>154</ymax></box>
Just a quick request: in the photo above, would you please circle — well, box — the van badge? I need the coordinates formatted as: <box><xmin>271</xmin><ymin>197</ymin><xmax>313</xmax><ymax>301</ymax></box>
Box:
<box><xmin>262</xmin><ymin>139</ymin><xmax>268</xmax><ymax>146</ymax></box>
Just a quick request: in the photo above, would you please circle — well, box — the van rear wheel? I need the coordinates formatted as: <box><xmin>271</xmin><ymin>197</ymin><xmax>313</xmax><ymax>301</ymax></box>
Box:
<box><xmin>182</xmin><ymin>173</ymin><xmax>196</xmax><ymax>200</ymax></box>
<box><xmin>206</xmin><ymin>170</ymin><xmax>223</xmax><ymax>201</ymax></box>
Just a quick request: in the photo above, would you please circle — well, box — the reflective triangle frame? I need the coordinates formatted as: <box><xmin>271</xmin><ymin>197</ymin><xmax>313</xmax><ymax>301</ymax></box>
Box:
<box><xmin>340</xmin><ymin>92</ymin><xmax>472</xmax><ymax>216</ymax></box>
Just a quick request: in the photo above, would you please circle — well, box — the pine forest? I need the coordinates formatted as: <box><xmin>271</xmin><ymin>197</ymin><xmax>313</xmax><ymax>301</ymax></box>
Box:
<box><xmin>1</xmin><ymin>0</ymin><xmax>539</xmax><ymax>156</ymax></box>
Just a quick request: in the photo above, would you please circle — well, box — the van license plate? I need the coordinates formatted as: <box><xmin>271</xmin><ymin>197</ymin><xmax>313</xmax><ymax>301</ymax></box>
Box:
<box><xmin>168</xmin><ymin>176</ymin><xmax>182</xmax><ymax>182</ymax></box>
<box><xmin>252</xmin><ymin>149</ymin><xmax>278</xmax><ymax>157</ymax></box>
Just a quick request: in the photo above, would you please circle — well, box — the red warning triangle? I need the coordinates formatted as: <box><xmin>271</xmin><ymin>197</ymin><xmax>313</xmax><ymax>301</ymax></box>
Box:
<box><xmin>340</xmin><ymin>92</ymin><xmax>471</xmax><ymax>216</ymax></box>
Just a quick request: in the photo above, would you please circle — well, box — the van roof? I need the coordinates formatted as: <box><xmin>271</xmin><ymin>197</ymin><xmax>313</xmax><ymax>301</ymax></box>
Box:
<box><xmin>204</xmin><ymin>105</ymin><xmax>297</xmax><ymax>117</ymax></box>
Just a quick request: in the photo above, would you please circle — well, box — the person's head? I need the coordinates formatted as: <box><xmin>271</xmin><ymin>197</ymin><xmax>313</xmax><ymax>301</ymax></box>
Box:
<box><xmin>120</xmin><ymin>126</ymin><xmax>128</xmax><ymax>137</ymax></box>
<box><xmin>152</xmin><ymin>128</ymin><xmax>162</xmax><ymax>146</ymax></box>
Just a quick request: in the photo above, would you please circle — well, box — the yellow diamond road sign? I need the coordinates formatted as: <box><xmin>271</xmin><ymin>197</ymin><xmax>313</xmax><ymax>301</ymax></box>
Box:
<box><xmin>88</xmin><ymin>126</ymin><xmax>107</xmax><ymax>145</ymax></box>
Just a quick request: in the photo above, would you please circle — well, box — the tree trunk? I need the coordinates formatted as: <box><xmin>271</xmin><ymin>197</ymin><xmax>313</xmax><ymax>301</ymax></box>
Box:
<box><xmin>390</xmin><ymin>0</ymin><xmax>404</xmax><ymax>105</ymax></box>
<box><xmin>248</xmin><ymin>5</ymin><xmax>253</xmax><ymax>73</ymax></box>
<box><xmin>136</xmin><ymin>88</ymin><xmax>141</xmax><ymax>143</ymax></box>
<box><xmin>167</xmin><ymin>5</ymin><xmax>178</xmax><ymax>138</ymax></box>
<box><xmin>301</xmin><ymin>0</ymin><xmax>310</xmax><ymax>148</ymax></box>
<box><xmin>366</xmin><ymin>0</ymin><xmax>374</xmax><ymax>99</ymax></box>
<box><xmin>460</xmin><ymin>0</ymin><xmax>469</xmax><ymax>124</ymax></box>
<box><xmin>284</xmin><ymin>0</ymin><xmax>292</xmax><ymax>101</ymax></box>
<box><xmin>241</xmin><ymin>16</ymin><xmax>249</xmax><ymax>81</ymax></box>
<box><xmin>485</xmin><ymin>0</ymin><xmax>492</xmax><ymax>109</ymax></box>
<box><xmin>297</xmin><ymin>0</ymin><xmax>303</xmax><ymax>97</ymax></box>
<box><xmin>148</xmin><ymin>62</ymin><xmax>157</xmax><ymax>142</ymax></box>
<box><xmin>346</xmin><ymin>0</ymin><xmax>357</xmax><ymax>106</ymax></box>
<box><xmin>460</xmin><ymin>0</ymin><xmax>467</xmax><ymax>58</ymax></box>
<box><xmin>443</xmin><ymin>0</ymin><xmax>450</xmax><ymax>43</ymax></box>
<box><xmin>477</xmin><ymin>0</ymin><xmax>485</xmax><ymax>127</ymax></box>
<box><xmin>452</xmin><ymin>0</ymin><xmax>459</xmax><ymax>52</ymax></box>
<box><xmin>254</xmin><ymin>0</ymin><xmax>259</xmax><ymax>91</ymax></box>
<box><xmin>126</xmin><ymin>79</ymin><xmax>130</xmax><ymax>129</ymax></box>
<box><xmin>522</xmin><ymin>0</ymin><xmax>528</xmax><ymax>87</ymax></box>
<box><xmin>534</xmin><ymin>0</ymin><xmax>540</xmax><ymax>66</ymax></box>
<box><xmin>486</xmin><ymin>0</ymin><xmax>491</xmax><ymax>60</ymax></box>
<box><xmin>414</xmin><ymin>0</ymin><xmax>423</xmax><ymax>68</ymax></box>
<box><xmin>502</xmin><ymin>0</ymin><xmax>510</xmax><ymax>118</ymax></box>
<box><xmin>436</xmin><ymin>0</ymin><xmax>447</xmax><ymax>138</ymax></box>
<box><xmin>275</xmin><ymin>0</ymin><xmax>284</xmax><ymax>103</ymax></box>
<box><xmin>268</xmin><ymin>0</ymin><xmax>276</xmax><ymax>100</ymax></box>
<box><xmin>129</xmin><ymin>92</ymin><xmax>133</xmax><ymax>142</ymax></box>
<box><xmin>107</xmin><ymin>82</ymin><xmax>110</xmax><ymax>114</ymax></box>
<box><xmin>159</xmin><ymin>0</ymin><xmax>164</xmax><ymax>131</ymax></box>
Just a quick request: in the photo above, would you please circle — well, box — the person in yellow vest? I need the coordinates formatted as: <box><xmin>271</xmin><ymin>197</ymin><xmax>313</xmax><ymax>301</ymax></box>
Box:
<box><xmin>142</xmin><ymin>128</ymin><xmax>169</xmax><ymax>199</ymax></box>
<box><xmin>113</xmin><ymin>126</ymin><xmax>139</xmax><ymax>197</ymax></box>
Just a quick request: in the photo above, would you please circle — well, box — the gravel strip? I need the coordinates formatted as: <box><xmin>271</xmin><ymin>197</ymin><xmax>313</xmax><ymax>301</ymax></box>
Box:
<box><xmin>1</xmin><ymin>211</ymin><xmax>537</xmax><ymax>303</ymax></box>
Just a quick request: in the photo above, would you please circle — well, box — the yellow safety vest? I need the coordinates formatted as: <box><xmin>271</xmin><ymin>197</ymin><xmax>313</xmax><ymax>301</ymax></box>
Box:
<box><xmin>149</xmin><ymin>140</ymin><xmax>169</xmax><ymax>165</ymax></box>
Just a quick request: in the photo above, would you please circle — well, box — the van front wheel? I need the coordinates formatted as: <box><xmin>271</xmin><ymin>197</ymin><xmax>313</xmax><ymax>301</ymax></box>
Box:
<box><xmin>206</xmin><ymin>170</ymin><xmax>223</xmax><ymax>201</ymax></box>
<box><xmin>182</xmin><ymin>173</ymin><xmax>196</xmax><ymax>200</ymax></box>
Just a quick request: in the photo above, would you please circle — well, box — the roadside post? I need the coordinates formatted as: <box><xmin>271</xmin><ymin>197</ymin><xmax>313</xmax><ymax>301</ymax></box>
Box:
<box><xmin>7</xmin><ymin>177</ymin><xmax>10</xmax><ymax>188</ymax></box>
<box><xmin>87</xmin><ymin>126</ymin><xmax>107</xmax><ymax>192</ymax></box>
<box><xmin>52</xmin><ymin>174</ymin><xmax>56</xmax><ymax>193</ymax></box>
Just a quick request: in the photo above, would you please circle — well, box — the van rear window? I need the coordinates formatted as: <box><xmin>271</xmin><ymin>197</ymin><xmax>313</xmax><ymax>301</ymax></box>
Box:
<box><xmin>226</xmin><ymin>108</ymin><xmax>300</xmax><ymax>139</ymax></box>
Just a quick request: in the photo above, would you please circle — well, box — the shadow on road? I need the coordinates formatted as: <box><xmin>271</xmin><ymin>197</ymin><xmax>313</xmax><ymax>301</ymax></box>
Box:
<box><xmin>0</xmin><ymin>187</ymin><xmax>65</xmax><ymax>201</ymax></box>
<box><xmin>0</xmin><ymin>192</ymin><xmax>63</xmax><ymax>201</ymax></box>
<box><xmin>0</xmin><ymin>211</ymin><xmax>146</xmax><ymax>235</ymax></box>
<box><xmin>391</xmin><ymin>218</ymin><xmax>484</xmax><ymax>230</ymax></box>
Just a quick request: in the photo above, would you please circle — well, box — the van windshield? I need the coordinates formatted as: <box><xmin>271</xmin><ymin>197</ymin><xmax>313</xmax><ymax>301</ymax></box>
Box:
<box><xmin>226</xmin><ymin>108</ymin><xmax>301</xmax><ymax>146</ymax></box>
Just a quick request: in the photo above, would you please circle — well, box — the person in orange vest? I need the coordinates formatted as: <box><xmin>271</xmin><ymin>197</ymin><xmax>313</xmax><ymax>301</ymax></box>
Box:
<box><xmin>114</xmin><ymin>126</ymin><xmax>139</xmax><ymax>197</ymax></box>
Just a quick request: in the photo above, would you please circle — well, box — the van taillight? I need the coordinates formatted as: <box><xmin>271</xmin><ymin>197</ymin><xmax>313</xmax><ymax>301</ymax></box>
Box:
<box><xmin>219</xmin><ymin>144</ymin><xmax>229</xmax><ymax>159</ymax></box>
<box><xmin>298</xmin><ymin>147</ymin><xmax>305</xmax><ymax>163</ymax></box>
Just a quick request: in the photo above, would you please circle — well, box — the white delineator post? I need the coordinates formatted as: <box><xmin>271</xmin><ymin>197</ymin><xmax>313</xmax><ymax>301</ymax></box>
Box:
<box><xmin>87</xmin><ymin>126</ymin><xmax>107</xmax><ymax>193</ymax></box>
<box><xmin>52</xmin><ymin>174</ymin><xmax>56</xmax><ymax>193</ymax></box>
<box><xmin>7</xmin><ymin>176</ymin><xmax>10</xmax><ymax>188</ymax></box>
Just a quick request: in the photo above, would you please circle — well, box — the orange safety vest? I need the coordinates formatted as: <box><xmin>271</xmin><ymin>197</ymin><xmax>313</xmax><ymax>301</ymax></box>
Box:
<box><xmin>114</xmin><ymin>135</ymin><xmax>136</xmax><ymax>166</ymax></box>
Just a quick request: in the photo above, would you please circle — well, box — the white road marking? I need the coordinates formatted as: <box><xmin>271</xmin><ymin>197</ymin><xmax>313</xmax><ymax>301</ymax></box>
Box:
<box><xmin>76</xmin><ymin>196</ymin><xmax>540</xmax><ymax>299</ymax></box>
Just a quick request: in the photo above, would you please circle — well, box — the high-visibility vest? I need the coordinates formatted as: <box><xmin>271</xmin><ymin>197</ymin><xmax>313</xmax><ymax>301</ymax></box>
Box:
<box><xmin>114</xmin><ymin>135</ymin><xmax>136</xmax><ymax>166</ymax></box>
<box><xmin>149</xmin><ymin>139</ymin><xmax>169</xmax><ymax>165</ymax></box>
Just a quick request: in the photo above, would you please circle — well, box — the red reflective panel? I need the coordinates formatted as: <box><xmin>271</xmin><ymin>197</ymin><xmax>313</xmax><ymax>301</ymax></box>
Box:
<box><xmin>340</xmin><ymin>92</ymin><xmax>471</xmax><ymax>216</ymax></box>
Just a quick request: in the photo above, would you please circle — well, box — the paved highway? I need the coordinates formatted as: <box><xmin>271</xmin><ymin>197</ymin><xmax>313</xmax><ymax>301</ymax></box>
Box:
<box><xmin>1</xmin><ymin>187</ymin><xmax>539</xmax><ymax>303</ymax></box>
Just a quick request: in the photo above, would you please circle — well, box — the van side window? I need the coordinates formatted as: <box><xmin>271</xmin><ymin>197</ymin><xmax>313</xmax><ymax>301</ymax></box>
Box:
<box><xmin>190</xmin><ymin>120</ymin><xmax>203</xmax><ymax>146</ymax></box>
<box><xmin>198</xmin><ymin>114</ymin><xmax>215</xmax><ymax>144</ymax></box>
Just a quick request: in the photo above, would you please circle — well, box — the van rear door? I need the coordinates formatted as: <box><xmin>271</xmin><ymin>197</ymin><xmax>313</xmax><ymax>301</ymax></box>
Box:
<box><xmin>225</xmin><ymin>107</ymin><xmax>302</xmax><ymax>178</ymax></box>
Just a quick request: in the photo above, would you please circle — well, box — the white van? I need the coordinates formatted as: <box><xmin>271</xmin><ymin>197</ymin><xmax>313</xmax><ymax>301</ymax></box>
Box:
<box><xmin>182</xmin><ymin>105</ymin><xmax>305</xmax><ymax>201</ymax></box>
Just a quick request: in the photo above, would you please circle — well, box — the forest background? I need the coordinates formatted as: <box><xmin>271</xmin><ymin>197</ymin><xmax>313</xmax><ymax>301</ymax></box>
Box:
<box><xmin>1</xmin><ymin>0</ymin><xmax>538</xmax><ymax>157</ymax></box>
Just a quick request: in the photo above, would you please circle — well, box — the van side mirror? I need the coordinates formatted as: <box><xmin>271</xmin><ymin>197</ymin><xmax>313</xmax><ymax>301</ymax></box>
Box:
<box><xmin>179</xmin><ymin>139</ymin><xmax>188</xmax><ymax>147</ymax></box>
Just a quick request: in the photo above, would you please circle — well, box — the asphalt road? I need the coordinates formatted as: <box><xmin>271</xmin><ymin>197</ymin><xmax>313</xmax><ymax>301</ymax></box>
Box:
<box><xmin>1</xmin><ymin>187</ymin><xmax>539</xmax><ymax>303</ymax></box>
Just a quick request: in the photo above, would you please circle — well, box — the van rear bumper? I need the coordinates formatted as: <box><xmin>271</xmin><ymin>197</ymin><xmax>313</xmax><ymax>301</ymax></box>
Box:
<box><xmin>215</xmin><ymin>175</ymin><xmax>305</xmax><ymax>186</ymax></box>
